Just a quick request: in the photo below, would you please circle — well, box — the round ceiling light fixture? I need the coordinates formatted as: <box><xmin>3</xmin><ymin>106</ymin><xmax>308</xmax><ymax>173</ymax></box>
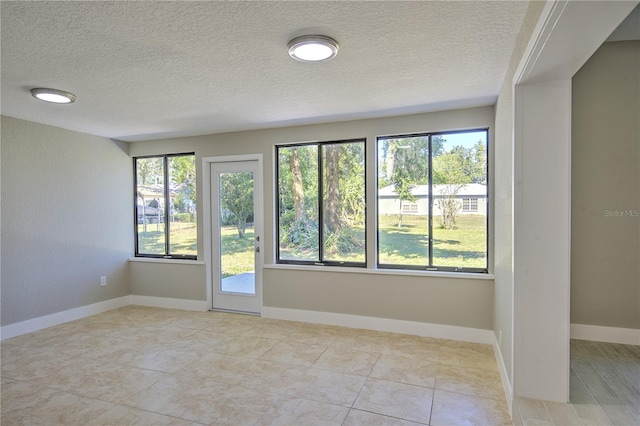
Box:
<box><xmin>30</xmin><ymin>88</ymin><xmax>76</xmax><ymax>104</ymax></box>
<box><xmin>288</xmin><ymin>35</ymin><xmax>339</xmax><ymax>62</ymax></box>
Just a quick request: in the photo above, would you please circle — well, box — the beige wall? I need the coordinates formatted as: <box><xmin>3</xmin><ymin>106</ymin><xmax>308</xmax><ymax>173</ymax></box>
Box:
<box><xmin>1</xmin><ymin>116</ymin><xmax>132</xmax><ymax>326</ymax></box>
<box><xmin>130</xmin><ymin>261</ymin><xmax>205</xmax><ymax>300</ymax></box>
<box><xmin>129</xmin><ymin>107</ymin><xmax>496</xmax><ymax>329</ymax></box>
<box><xmin>493</xmin><ymin>0</ymin><xmax>547</xmax><ymax>384</ymax></box>
<box><xmin>571</xmin><ymin>40</ymin><xmax>640</xmax><ymax>330</ymax></box>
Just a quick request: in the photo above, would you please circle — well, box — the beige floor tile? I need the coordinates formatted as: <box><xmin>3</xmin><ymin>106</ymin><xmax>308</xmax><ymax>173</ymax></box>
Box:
<box><xmin>353</xmin><ymin>378</ymin><xmax>433</xmax><ymax>424</ymax></box>
<box><xmin>438</xmin><ymin>341</ymin><xmax>498</xmax><ymax>371</ymax></box>
<box><xmin>430</xmin><ymin>389</ymin><xmax>511</xmax><ymax>426</ymax></box>
<box><xmin>285</xmin><ymin>328</ymin><xmax>338</xmax><ymax>346</ymax></box>
<box><xmin>126</xmin><ymin>374</ymin><xmax>280</xmax><ymax>425</ymax></box>
<box><xmin>343</xmin><ymin>409</ymin><xmax>426</xmax><ymax>425</ymax></box>
<box><xmin>91</xmin><ymin>404</ymin><xmax>202</xmax><ymax>425</ymax></box>
<box><xmin>170</xmin><ymin>329</ymin><xmax>234</xmax><ymax>355</ymax></box>
<box><xmin>231</xmin><ymin>358</ymin><xmax>307</xmax><ymax>394</ymax></box>
<box><xmin>1</xmin><ymin>378</ymin><xmax>51</xmax><ymax>413</ymax></box>
<box><xmin>383</xmin><ymin>335</ymin><xmax>440</xmax><ymax>360</ymax></box>
<box><xmin>286</xmin><ymin>368</ymin><xmax>366</xmax><ymax>407</ymax></box>
<box><xmin>242</xmin><ymin>322</ymin><xmax>299</xmax><ymax>340</ymax></box>
<box><xmin>152</xmin><ymin>313</ymin><xmax>223</xmax><ymax>331</ymax></box>
<box><xmin>125</xmin><ymin>345</ymin><xmax>205</xmax><ymax>373</ymax></box>
<box><xmin>1</xmin><ymin>388</ymin><xmax>115</xmax><ymax>426</ymax></box>
<box><xmin>256</xmin><ymin>396</ymin><xmax>349</xmax><ymax>426</ymax></box>
<box><xmin>0</xmin><ymin>349</ymin><xmax>79</xmax><ymax>381</ymax></box>
<box><xmin>261</xmin><ymin>340</ymin><xmax>327</xmax><ymax>366</ymax></box>
<box><xmin>1</xmin><ymin>306</ymin><xmax>527</xmax><ymax>425</ymax></box>
<box><xmin>329</xmin><ymin>331</ymin><xmax>391</xmax><ymax>353</ymax></box>
<box><xmin>31</xmin><ymin>361</ymin><xmax>169</xmax><ymax>405</ymax></box>
<box><xmin>176</xmin><ymin>351</ymin><xmax>253</xmax><ymax>384</ymax></box>
<box><xmin>370</xmin><ymin>352</ymin><xmax>437</xmax><ymax>388</ymax></box>
<box><xmin>214</xmin><ymin>335</ymin><xmax>280</xmax><ymax>358</ymax></box>
<box><xmin>313</xmin><ymin>347</ymin><xmax>380</xmax><ymax>376</ymax></box>
<box><xmin>435</xmin><ymin>363</ymin><xmax>504</xmax><ymax>401</ymax></box>
<box><xmin>204</xmin><ymin>317</ymin><xmax>258</xmax><ymax>334</ymax></box>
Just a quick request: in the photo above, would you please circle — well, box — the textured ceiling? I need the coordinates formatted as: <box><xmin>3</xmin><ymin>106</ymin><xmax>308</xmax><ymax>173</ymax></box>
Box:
<box><xmin>1</xmin><ymin>1</ymin><xmax>529</xmax><ymax>142</ymax></box>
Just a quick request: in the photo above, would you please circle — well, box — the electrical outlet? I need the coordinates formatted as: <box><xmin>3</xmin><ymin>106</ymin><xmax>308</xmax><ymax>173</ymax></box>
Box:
<box><xmin>100</xmin><ymin>276</ymin><xmax>107</xmax><ymax>287</ymax></box>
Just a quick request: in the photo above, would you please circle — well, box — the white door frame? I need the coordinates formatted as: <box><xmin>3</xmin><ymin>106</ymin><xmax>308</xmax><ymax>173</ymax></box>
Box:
<box><xmin>511</xmin><ymin>0</ymin><xmax>637</xmax><ymax>403</ymax></box>
<box><xmin>202</xmin><ymin>154</ymin><xmax>264</xmax><ymax>313</ymax></box>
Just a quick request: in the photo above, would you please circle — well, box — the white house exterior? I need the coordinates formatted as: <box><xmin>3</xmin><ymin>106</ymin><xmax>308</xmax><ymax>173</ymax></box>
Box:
<box><xmin>378</xmin><ymin>183</ymin><xmax>487</xmax><ymax>216</ymax></box>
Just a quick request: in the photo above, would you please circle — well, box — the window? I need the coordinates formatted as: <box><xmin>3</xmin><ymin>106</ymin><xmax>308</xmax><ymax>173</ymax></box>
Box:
<box><xmin>276</xmin><ymin>139</ymin><xmax>366</xmax><ymax>266</ymax></box>
<box><xmin>462</xmin><ymin>198</ymin><xmax>478</xmax><ymax>212</ymax></box>
<box><xmin>402</xmin><ymin>202</ymin><xmax>419</xmax><ymax>214</ymax></box>
<box><xmin>377</xmin><ymin>130</ymin><xmax>488</xmax><ymax>272</ymax></box>
<box><xmin>134</xmin><ymin>153</ymin><xmax>196</xmax><ymax>259</ymax></box>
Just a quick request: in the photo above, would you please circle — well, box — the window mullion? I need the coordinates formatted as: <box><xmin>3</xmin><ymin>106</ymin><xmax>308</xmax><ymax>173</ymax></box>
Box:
<box><xmin>428</xmin><ymin>134</ymin><xmax>434</xmax><ymax>267</ymax></box>
<box><xmin>164</xmin><ymin>156</ymin><xmax>170</xmax><ymax>256</ymax></box>
<box><xmin>317</xmin><ymin>144</ymin><xmax>324</xmax><ymax>263</ymax></box>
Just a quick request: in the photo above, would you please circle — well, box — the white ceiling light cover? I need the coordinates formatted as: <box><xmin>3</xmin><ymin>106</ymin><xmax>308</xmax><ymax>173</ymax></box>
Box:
<box><xmin>288</xmin><ymin>35</ymin><xmax>339</xmax><ymax>62</ymax></box>
<box><xmin>30</xmin><ymin>88</ymin><xmax>76</xmax><ymax>104</ymax></box>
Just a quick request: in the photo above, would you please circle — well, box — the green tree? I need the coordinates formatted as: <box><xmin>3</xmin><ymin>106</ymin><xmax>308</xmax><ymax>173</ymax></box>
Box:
<box><xmin>324</xmin><ymin>144</ymin><xmax>341</xmax><ymax>233</ymax></box>
<box><xmin>219</xmin><ymin>172</ymin><xmax>253</xmax><ymax>238</ymax></box>
<box><xmin>433</xmin><ymin>147</ymin><xmax>473</xmax><ymax>230</ymax></box>
<box><xmin>137</xmin><ymin>157</ymin><xmax>163</xmax><ymax>186</ymax></box>
<box><xmin>383</xmin><ymin>137</ymin><xmax>429</xmax><ymax>226</ymax></box>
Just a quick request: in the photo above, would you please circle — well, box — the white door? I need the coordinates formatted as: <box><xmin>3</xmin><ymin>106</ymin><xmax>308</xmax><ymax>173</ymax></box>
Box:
<box><xmin>210</xmin><ymin>160</ymin><xmax>262</xmax><ymax>314</ymax></box>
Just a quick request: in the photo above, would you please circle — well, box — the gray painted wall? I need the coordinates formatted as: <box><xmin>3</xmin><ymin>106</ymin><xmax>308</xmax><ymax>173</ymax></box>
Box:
<box><xmin>571</xmin><ymin>40</ymin><xmax>640</xmax><ymax>330</ymax></box>
<box><xmin>1</xmin><ymin>116</ymin><xmax>132</xmax><ymax>326</ymax></box>
<box><xmin>129</xmin><ymin>107</ymin><xmax>496</xmax><ymax>329</ymax></box>
<box><xmin>493</xmin><ymin>0</ymin><xmax>547</xmax><ymax>384</ymax></box>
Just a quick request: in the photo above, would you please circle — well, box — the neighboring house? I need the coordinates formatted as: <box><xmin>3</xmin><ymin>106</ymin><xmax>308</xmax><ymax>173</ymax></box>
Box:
<box><xmin>378</xmin><ymin>183</ymin><xmax>487</xmax><ymax>216</ymax></box>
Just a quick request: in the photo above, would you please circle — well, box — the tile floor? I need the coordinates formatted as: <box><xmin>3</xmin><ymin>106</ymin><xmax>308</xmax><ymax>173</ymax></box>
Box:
<box><xmin>1</xmin><ymin>306</ymin><xmax>511</xmax><ymax>425</ymax></box>
<box><xmin>515</xmin><ymin>339</ymin><xmax>640</xmax><ymax>426</ymax></box>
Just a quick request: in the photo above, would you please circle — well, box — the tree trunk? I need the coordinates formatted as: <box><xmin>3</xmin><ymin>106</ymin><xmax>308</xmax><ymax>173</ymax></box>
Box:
<box><xmin>324</xmin><ymin>145</ymin><xmax>341</xmax><ymax>233</ymax></box>
<box><xmin>237</xmin><ymin>216</ymin><xmax>246</xmax><ymax>238</ymax></box>
<box><xmin>290</xmin><ymin>148</ymin><xmax>306</xmax><ymax>221</ymax></box>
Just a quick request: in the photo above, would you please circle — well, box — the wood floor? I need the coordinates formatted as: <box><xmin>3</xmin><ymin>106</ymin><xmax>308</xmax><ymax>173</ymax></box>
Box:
<box><xmin>516</xmin><ymin>339</ymin><xmax>640</xmax><ymax>425</ymax></box>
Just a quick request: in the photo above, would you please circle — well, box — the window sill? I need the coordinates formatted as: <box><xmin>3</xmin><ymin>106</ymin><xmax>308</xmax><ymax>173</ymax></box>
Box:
<box><xmin>264</xmin><ymin>263</ymin><xmax>494</xmax><ymax>280</ymax></box>
<box><xmin>128</xmin><ymin>257</ymin><xmax>204</xmax><ymax>265</ymax></box>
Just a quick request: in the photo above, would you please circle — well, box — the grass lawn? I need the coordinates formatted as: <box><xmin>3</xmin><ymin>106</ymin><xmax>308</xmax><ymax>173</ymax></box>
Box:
<box><xmin>220</xmin><ymin>226</ymin><xmax>255</xmax><ymax>278</ymax></box>
<box><xmin>137</xmin><ymin>221</ymin><xmax>196</xmax><ymax>255</ymax></box>
<box><xmin>138</xmin><ymin>222</ymin><xmax>254</xmax><ymax>278</ymax></box>
<box><xmin>139</xmin><ymin>215</ymin><xmax>486</xmax><ymax>272</ymax></box>
<box><xmin>379</xmin><ymin>214</ymin><xmax>487</xmax><ymax>268</ymax></box>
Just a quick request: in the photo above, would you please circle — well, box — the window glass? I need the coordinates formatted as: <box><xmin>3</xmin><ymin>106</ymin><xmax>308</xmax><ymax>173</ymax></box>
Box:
<box><xmin>321</xmin><ymin>142</ymin><xmax>366</xmax><ymax>263</ymax></box>
<box><xmin>377</xmin><ymin>136</ymin><xmax>430</xmax><ymax>267</ymax></box>
<box><xmin>136</xmin><ymin>157</ymin><xmax>166</xmax><ymax>255</ymax></box>
<box><xmin>277</xmin><ymin>145</ymin><xmax>319</xmax><ymax>262</ymax></box>
<box><xmin>168</xmin><ymin>155</ymin><xmax>197</xmax><ymax>256</ymax></box>
<box><xmin>135</xmin><ymin>153</ymin><xmax>196</xmax><ymax>259</ymax></box>
<box><xmin>377</xmin><ymin>130</ymin><xmax>488</xmax><ymax>272</ymax></box>
<box><xmin>432</xmin><ymin>131</ymin><xmax>487</xmax><ymax>269</ymax></box>
<box><xmin>277</xmin><ymin>140</ymin><xmax>366</xmax><ymax>266</ymax></box>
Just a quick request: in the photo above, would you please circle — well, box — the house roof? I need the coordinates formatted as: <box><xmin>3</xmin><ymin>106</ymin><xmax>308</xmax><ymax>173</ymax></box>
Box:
<box><xmin>379</xmin><ymin>183</ymin><xmax>487</xmax><ymax>197</ymax></box>
<box><xmin>0</xmin><ymin>1</ymin><xmax>528</xmax><ymax>142</ymax></box>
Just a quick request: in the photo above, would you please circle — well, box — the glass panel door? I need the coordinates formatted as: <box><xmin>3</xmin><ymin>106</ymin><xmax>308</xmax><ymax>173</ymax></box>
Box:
<box><xmin>211</xmin><ymin>160</ymin><xmax>261</xmax><ymax>314</ymax></box>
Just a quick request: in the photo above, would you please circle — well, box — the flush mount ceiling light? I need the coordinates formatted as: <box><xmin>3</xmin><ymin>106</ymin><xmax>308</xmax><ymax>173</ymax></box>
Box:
<box><xmin>30</xmin><ymin>88</ymin><xmax>76</xmax><ymax>104</ymax></box>
<box><xmin>288</xmin><ymin>35</ymin><xmax>339</xmax><ymax>62</ymax></box>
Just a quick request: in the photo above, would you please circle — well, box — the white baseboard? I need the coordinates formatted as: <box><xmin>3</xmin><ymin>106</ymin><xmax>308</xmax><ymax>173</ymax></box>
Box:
<box><xmin>129</xmin><ymin>295</ymin><xmax>208</xmax><ymax>312</ymax></box>
<box><xmin>261</xmin><ymin>306</ymin><xmax>494</xmax><ymax>344</ymax></box>
<box><xmin>0</xmin><ymin>296</ymin><xmax>130</xmax><ymax>341</ymax></box>
<box><xmin>571</xmin><ymin>323</ymin><xmax>640</xmax><ymax>345</ymax></box>
<box><xmin>492</xmin><ymin>334</ymin><xmax>513</xmax><ymax>417</ymax></box>
<box><xmin>1</xmin><ymin>295</ymin><xmax>209</xmax><ymax>341</ymax></box>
